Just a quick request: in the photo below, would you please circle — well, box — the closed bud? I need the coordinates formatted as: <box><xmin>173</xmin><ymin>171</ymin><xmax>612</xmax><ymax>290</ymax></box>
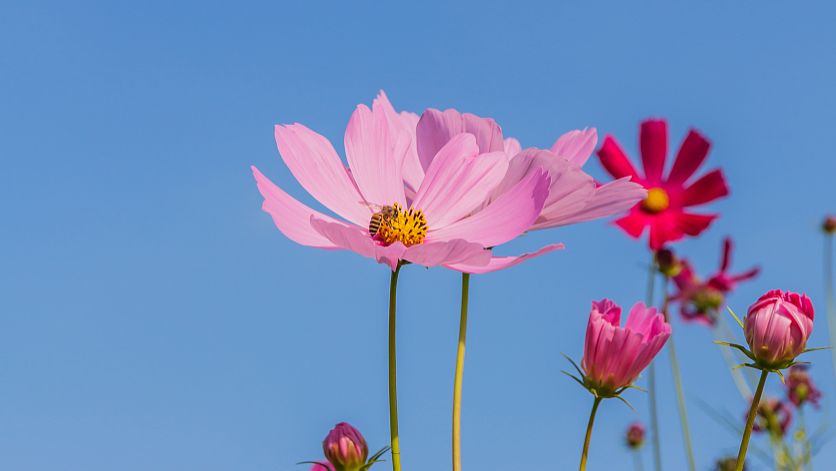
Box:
<box><xmin>823</xmin><ymin>215</ymin><xmax>836</xmax><ymax>234</ymax></box>
<box><xmin>625</xmin><ymin>422</ymin><xmax>645</xmax><ymax>449</ymax></box>
<box><xmin>655</xmin><ymin>248</ymin><xmax>682</xmax><ymax>277</ymax></box>
<box><xmin>744</xmin><ymin>290</ymin><xmax>814</xmax><ymax>369</ymax></box>
<box><xmin>322</xmin><ymin>423</ymin><xmax>368</xmax><ymax>471</ymax></box>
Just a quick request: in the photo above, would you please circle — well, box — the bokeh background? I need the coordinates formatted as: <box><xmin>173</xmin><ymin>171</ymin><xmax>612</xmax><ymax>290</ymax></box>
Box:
<box><xmin>2</xmin><ymin>1</ymin><xmax>835</xmax><ymax>470</ymax></box>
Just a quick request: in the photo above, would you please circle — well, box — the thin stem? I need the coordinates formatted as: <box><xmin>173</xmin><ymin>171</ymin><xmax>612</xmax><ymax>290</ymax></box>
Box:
<box><xmin>661</xmin><ymin>278</ymin><xmax>696</xmax><ymax>471</ymax></box>
<box><xmin>388</xmin><ymin>264</ymin><xmax>402</xmax><ymax>471</ymax></box>
<box><xmin>633</xmin><ymin>450</ymin><xmax>645</xmax><ymax>471</ymax></box>
<box><xmin>452</xmin><ymin>273</ymin><xmax>470</xmax><ymax>471</ymax></box>
<box><xmin>736</xmin><ymin>370</ymin><xmax>770</xmax><ymax>471</ymax></box>
<box><xmin>799</xmin><ymin>408</ymin><xmax>812</xmax><ymax>470</ymax></box>
<box><xmin>825</xmin><ymin>234</ymin><xmax>836</xmax><ymax>380</ymax></box>
<box><xmin>579</xmin><ymin>397</ymin><xmax>603</xmax><ymax>471</ymax></box>
<box><xmin>645</xmin><ymin>256</ymin><xmax>662</xmax><ymax>471</ymax></box>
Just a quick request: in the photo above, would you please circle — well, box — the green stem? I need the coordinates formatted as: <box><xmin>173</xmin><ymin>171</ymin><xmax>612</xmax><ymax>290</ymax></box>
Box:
<box><xmin>799</xmin><ymin>408</ymin><xmax>812</xmax><ymax>470</ymax></box>
<box><xmin>452</xmin><ymin>273</ymin><xmax>470</xmax><ymax>471</ymax></box>
<box><xmin>579</xmin><ymin>397</ymin><xmax>602</xmax><ymax>471</ymax></box>
<box><xmin>825</xmin><ymin>234</ymin><xmax>836</xmax><ymax>381</ymax></box>
<box><xmin>736</xmin><ymin>370</ymin><xmax>770</xmax><ymax>471</ymax></box>
<box><xmin>645</xmin><ymin>257</ymin><xmax>662</xmax><ymax>471</ymax></box>
<box><xmin>633</xmin><ymin>450</ymin><xmax>645</xmax><ymax>471</ymax></box>
<box><xmin>661</xmin><ymin>278</ymin><xmax>696</xmax><ymax>471</ymax></box>
<box><xmin>388</xmin><ymin>264</ymin><xmax>402</xmax><ymax>471</ymax></box>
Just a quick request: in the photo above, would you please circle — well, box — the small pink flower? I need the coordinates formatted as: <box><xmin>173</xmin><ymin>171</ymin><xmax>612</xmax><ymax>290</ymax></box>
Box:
<box><xmin>786</xmin><ymin>365</ymin><xmax>822</xmax><ymax>408</ymax></box>
<box><xmin>824</xmin><ymin>215</ymin><xmax>836</xmax><ymax>234</ymax></box>
<box><xmin>625</xmin><ymin>422</ymin><xmax>645</xmax><ymax>449</ymax></box>
<box><xmin>581</xmin><ymin>300</ymin><xmax>671</xmax><ymax>395</ymax></box>
<box><xmin>750</xmin><ymin>397</ymin><xmax>792</xmax><ymax>436</ymax></box>
<box><xmin>744</xmin><ymin>290</ymin><xmax>814</xmax><ymax>369</ymax></box>
<box><xmin>322</xmin><ymin>422</ymin><xmax>368</xmax><ymax>470</ymax></box>
<box><xmin>311</xmin><ymin>462</ymin><xmax>334</xmax><ymax>471</ymax></box>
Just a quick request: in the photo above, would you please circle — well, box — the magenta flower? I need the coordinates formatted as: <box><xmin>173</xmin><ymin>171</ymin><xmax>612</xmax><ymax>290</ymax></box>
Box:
<box><xmin>323</xmin><ymin>423</ymin><xmax>368</xmax><ymax>470</ymax></box>
<box><xmin>597</xmin><ymin>119</ymin><xmax>730</xmax><ymax>249</ymax></box>
<box><xmin>411</xmin><ymin>109</ymin><xmax>646</xmax><ymax>273</ymax></box>
<box><xmin>625</xmin><ymin>422</ymin><xmax>646</xmax><ymax>449</ymax></box>
<box><xmin>785</xmin><ymin>365</ymin><xmax>822</xmax><ymax>408</ymax></box>
<box><xmin>580</xmin><ymin>300</ymin><xmax>671</xmax><ymax>396</ymax></box>
<box><xmin>671</xmin><ymin>238</ymin><xmax>760</xmax><ymax>325</ymax></box>
<box><xmin>311</xmin><ymin>463</ymin><xmax>334</xmax><ymax>471</ymax></box>
<box><xmin>252</xmin><ymin>92</ymin><xmax>552</xmax><ymax>271</ymax></box>
<box><xmin>750</xmin><ymin>397</ymin><xmax>793</xmax><ymax>436</ymax></box>
<box><xmin>744</xmin><ymin>290</ymin><xmax>815</xmax><ymax>369</ymax></box>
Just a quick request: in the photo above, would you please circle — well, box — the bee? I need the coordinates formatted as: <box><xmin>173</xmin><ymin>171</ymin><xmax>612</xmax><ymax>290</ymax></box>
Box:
<box><xmin>368</xmin><ymin>204</ymin><xmax>399</xmax><ymax>237</ymax></box>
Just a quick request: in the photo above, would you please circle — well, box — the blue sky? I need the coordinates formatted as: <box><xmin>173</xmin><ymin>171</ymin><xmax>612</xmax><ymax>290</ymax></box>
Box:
<box><xmin>1</xmin><ymin>1</ymin><xmax>835</xmax><ymax>469</ymax></box>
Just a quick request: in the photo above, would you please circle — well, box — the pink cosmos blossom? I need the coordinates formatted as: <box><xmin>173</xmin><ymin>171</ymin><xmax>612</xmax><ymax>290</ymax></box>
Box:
<box><xmin>581</xmin><ymin>300</ymin><xmax>671</xmax><ymax>395</ymax></box>
<box><xmin>409</xmin><ymin>109</ymin><xmax>646</xmax><ymax>273</ymax></box>
<box><xmin>625</xmin><ymin>422</ymin><xmax>645</xmax><ymax>449</ymax></box>
<box><xmin>671</xmin><ymin>238</ymin><xmax>760</xmax><ymax>326</ymax></box>
<box><xmin>785</xmin><ymin>365</ymin><xmax>822</xmax><ymax>408</ymax></box>
<box><xmin>750</xmin><ymin>397</ymin><xmax>793</xmax><ymax>436</ymax></box>
<box><xmin>597</xmin><ymin>119</ymin><xmax>730</xmax><ymax>249</ymax></box>
<box><xmin>323</xmin><ymin>422</ymin><xmax>368</xmax><ymax>470</ymax></box>
<box><xmin>744</xmin><ymin>290</ymin><xmax>815</xmax><ymax>368</ymax></box>
<box><xmin>252</xmin><ymin>92</ymin><xmax>554</xmax><ymax>271</ymax></box>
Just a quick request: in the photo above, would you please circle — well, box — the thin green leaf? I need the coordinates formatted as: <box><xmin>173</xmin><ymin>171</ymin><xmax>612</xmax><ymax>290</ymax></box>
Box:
<box><xmin>614</xmin><ymin>395</ymin><xmax>637</xmax><ymax>414</ymax></box>
<box><xmin>561</xmin><ymin>370</ymin><xmax>587</xmax><ymax>390</ymax></box>
<box><xmin>561</xmin><ymin>352</ymin><xmax>584</xmax><ymax>378</ymax></box>
<box><xmin>726</xmin><ymin>306</ymin><xmax>744</xmax><ymax>328</ymax></box>
<box><xmin>802</xmin><ymin>346</ymin><xmax>832</xmax><ymax>353</ymax></box>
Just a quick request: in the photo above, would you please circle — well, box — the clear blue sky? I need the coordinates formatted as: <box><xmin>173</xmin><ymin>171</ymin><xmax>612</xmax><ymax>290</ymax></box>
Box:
<box><xmin>2</xmin><ymin>1</ymin><xmax>835</xmax><ymax>470</ymax></box>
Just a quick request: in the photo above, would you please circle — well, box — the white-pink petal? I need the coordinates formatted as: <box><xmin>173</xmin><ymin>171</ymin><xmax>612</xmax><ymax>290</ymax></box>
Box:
<box><xmin>402</xmin><ymin>239</ymin><xmax>491</xmax><ymax>267</ymax></box>
<box><xmin>446</xmin><ymin>243</ymin><xmax>565</xmax><ymax>274</ymax></box>
<box><xmin>310</xmin><ymin>217</ymin><xmax>406</xmax><ymax>271</ymax></box>
<box><xmin>550</xmin><ymin>128</ymin><xmax>598</xmax><ymax>167</ymax></box>
<box><xmin>416</xmin><ymin>108</ymin><xmax>505</xmax><ymax>171</ymax></box>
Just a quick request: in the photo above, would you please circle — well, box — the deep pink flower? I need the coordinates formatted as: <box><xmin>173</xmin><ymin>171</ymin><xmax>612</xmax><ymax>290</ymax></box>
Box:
<box><xmin>744</xmin><ymin>290</ymin><xmax>814</xmax><ymax>368</ymax></box>
<box><xmin>671</xmin><ymin>238</ymin><xmax>759</xmax><ymax>326</ymax></box>
<box><xmin>824</xmin><ymin>215</ymin><xmax>836</xmax><ymax>234</ymax></box>
<box><xmin>252</xmin><ymin>92</ymin><xmax>554</xmax><ymax>271</ymax></box>
<box><xmin>311</xmin><ymin>462</ymin><xmax>334</xmax><ymax>471</ymax></box>
<box><xmin>625</xmin><ymin>422</ymin><xmax>645</xmax><ymax>449</ymax></box>
<box><xmin>786</xmin><ymin>365</ymin><xmax>822</xmax><ymax>408</ymax></box>
<box><xmin>581</xmin><ymin>300</ymin><xmax>671</xmax><ymax>395</ymax></box>
<box><xmin>750</xmin><ymin>397</ymin><xmax>792</xmax><ymax>436</ymax></box>
<box><xmin>597</xmin><ymin>119</ymin><xmax>730</xmax><ymax>249</ymax></box>
<box><xmin>410</xmin><ymin>109</ymin><xmax>646</xmax><ymax>273</ymax></box>
<box><xmin>323</xmin><ymin>423</ymin><xmax>368</xmax><ymax>470</ymax></box>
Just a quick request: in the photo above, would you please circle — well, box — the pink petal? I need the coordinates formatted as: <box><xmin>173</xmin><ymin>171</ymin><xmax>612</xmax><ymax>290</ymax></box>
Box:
<box><xmin>412</xmin><ymin>134</ymin><xmax>509</xmax><ymax>229</ymax></box>
<box><xmin>640</xmin><ymin>119</ymin><xmax>667</xmax><ymax>184</ymax></box>
<box><xmin>668</xmin><ymin>130</ymin><xmax>711</xmax><ymax>184</ymax></box>
<box><xmin>402</xmin><ymin>239</ymin><xmax>490</xmax><ymax>267</ymax></box>
<box><xmin>681</xmin><ymin>169</ymin><xmax>729</xmax><ymax>206</ymax></box>
<box><xmin>398</xmin><ymin>111</ymin><xmax>424</xmax><ymax>195</ymax></box>
<box><xmin>310</xmin><ymin>217</ymin><xmax>406</xmax><ymax>271</ymax></box>
<box><xmin>446</xmin><ymin>243</ymin><xmax>564</xmax><ymax>274</ymax></box>
<box><xmin>252</xmin><ymin>166</ymin><xmax>339</xmax><ymax>248</ymax></box>
<box><xmin>427</xmin><ymin>169</ymin><xmax>549</xmax><ymax>247</ymax></box>
<box><xmin>344</xmin><ymin>100</ymin><xmax>409</xmax><ymax>208</ymax></box>
<box><xmin>719</xmin><ymin>237</ymin><xmax>733</xmax><ymax>271</ymax></box>
<box><xmin>275</xmin><ymin>124</ymin><xmax>372</xmax><ymax>226</ymax></box>
<box><xmin>504</xmin><ymin>137</ymin><xmax>522</xmax><ymax>158</ymax></box>
<box><xmin>677</xmin><ymin>212</ymin><xmax>717</xmax><ymax>236</ymax></box>
<box><xmin>416</xmin><ymin>108</ymin><xmax>505</xmax><ymax>171</ymax></box>
<box><xmin>549</xmin><ymin>128</ymin><xmax>597</xmax><ymax>166</ymax></box>
<box><xmin>533</xmin><ymin>177</ymin><xmax>646</xmax><ymax>229</ymax></box>
<box><xmin>597</xmin><ymin>136</ymin><xmax>640</xmax><ymax>180</ymax></box>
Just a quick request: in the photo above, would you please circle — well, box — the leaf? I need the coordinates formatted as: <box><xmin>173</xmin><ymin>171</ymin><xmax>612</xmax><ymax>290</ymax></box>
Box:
<box><xmin>726</xmin><ymin>306</ymin><xmax>744</xmax><ymax>329</ymax></box>
<box><xmin>802</xmin><ymin>346</ymin><xmax>832</xmax><ymax>353</ymax></box>
<box><xmin>614</xmin><ymin>395</ymin><xmax>637</xmax><ymax>414</ymax></box>
<box><xmin>561</xmin><ymin>370</ymin><xmax>587</xmax><ymax>390</ymax></box>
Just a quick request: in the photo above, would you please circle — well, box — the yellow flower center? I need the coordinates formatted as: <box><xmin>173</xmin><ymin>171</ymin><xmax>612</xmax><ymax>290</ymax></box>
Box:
<box><xmin>642</xmin><ymin>187</ymin><xmax>670</xmax><ymax>213</ymax></box>
<box><xmin>377</xmin><ymin>203</ymin><xmax>428</xmax><ymax>247</ymax></box>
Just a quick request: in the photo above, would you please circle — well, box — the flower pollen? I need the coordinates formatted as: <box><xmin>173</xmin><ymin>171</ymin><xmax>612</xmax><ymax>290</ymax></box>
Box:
<box><xmin>377</xmin><ymin>203</ymin><xmax>428</xmax><ymax>247</ymax></box>
<box><xmin>642</xmin><ymin>187</ymin><xmax>670</xmax><ymax>213</ymax></box>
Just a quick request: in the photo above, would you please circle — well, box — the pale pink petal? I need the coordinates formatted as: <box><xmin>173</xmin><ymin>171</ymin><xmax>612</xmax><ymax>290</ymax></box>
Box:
<box><xmin>310</xmin><ymin>217</ymin><xmax>406</xmax><ymax>271</ymax></box>
<box><xmin>531</xmin><ymin>177</ymin><xmax>646</xmax><ymax>230</ymax></box>
<box><xmin>344</xmin><ymin>100</ymin><xmax>409</xmax><ymax>208</ymax></box>
<box><xmin>550</xmin><ymin>128</ymin><xmax>598</xmax><ymax>166</ymax></box>
<box><xmin>416</xmin><ymin>108</ymin><xmax>505</xmax><ymax>171</ymax></box>
<box><xmin>402</xmin><ymin>239</ymin><xmax>490</xmax><ymax>267</ymax></box>
<box><xmin>504</xmin><ymin>137</ymin><xmax>522</xmax><ymax>158</ymax></box>
<box><xmin>275</xmin><ymin>124</ymin><xmax>372</xmax><ymax>226</ymax></box>
<box><xmin>252</xmin><ymin>166</ymin><xmax>339</xmax><ymax>248</ymax></box>
<box><xmin>428</xmin><ymin>169</ymin><xmax>549</xmax><ymax>247</ymax></box>
<box><xmin>398</xmin><ymin>111</ymin><xmax>424</xmax><ymax>195</ymax></box>
<box><xmin>411</xmin><ymin>135</ymin><xmax>509</xmax><ymax>228</ymax></box>
<box><xmin>446</xmin><ymin>243</ymin><xmax>564</xmax><ymax>274</ymax></box>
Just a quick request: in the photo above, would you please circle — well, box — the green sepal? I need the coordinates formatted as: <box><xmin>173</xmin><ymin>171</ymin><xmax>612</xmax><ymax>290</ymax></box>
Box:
<box><xmin>726</xmin><ymin>306</ymin><xmax>744</xmax><ymax>329</ymax></box>
<box><xmin>561</xmin><ymin>352</ymin><xmax>585</xmax><ymax>378</ymax></box>
<box><xmin>614</xmin><ymin>395</ymin><xmax>638</xmax><ymax>414</ymax></box>
<box><xmin>802</xmin><ymin>346</ymin><xmax>831</xmax><ymax>353</ymax></box>
<box><xmin>714</xmin><ymin>340</ymin><xmax>756</xmax><ymax>361</ymax></box>
<box><xmin>561</xmin><ymin>370</ymin><xmax>587</xmax><ymax>390</ymax></box>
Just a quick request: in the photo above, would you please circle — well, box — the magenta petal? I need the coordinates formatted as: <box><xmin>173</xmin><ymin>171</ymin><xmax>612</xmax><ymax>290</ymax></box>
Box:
<box><xmin>446</xmin><ymin>244</ymin><xmax>564</xmax><ymax>274</ymax></box>
<box><xmin>252</xmin><ymin>166</ymin><xmax>339</xmax><ymax>248</ymax></box>
<box><xmin>275</xmin><ymin>124</ymin><xmax>371</xmax><ymax>227</ymax></box>
<box><xmin>402</xmin><ymin>239</ymin><xmax>490</xmax><ymax>267</ymax></box>
<box><xmin>597</xmin><ymin>136</ymin><xmax>640</xmax><ymax>180</ymax></box>
<box><xmin>416</xmin><ymin>108</ymin><xmax>505</xmax><ymax>171</ymax></box>
<box><xmin>639</xmin><ymin>119</ymin><xmax>667</xmax><ymax>184</ymax></box>
<box><xmin>344</xmin><ymin>100</ymin><xmax>409</xmax><ymax>208</ymax></box>
<box><xmin>681</xmin><ymin>169</ymin><xmax>730</xmax><ymax>206</ymax></box>
<box><xmin>549</xmin><ymin>128</ymin><xmax>597</xmax><ymax>166</ymax></box>
<box><xmin>427</xmin><ymin>169</ymin><xmax>549</xmax><ymax>247</ymax></box>
<box><xmin>310</xmin><ymin>217</ymin><xmax>406</xmax><ymax>270</ymax></box>
<box><xmin>668</xmin><ymin>129</ymin><xmax>711</xmax><ymax>184</ymax></box>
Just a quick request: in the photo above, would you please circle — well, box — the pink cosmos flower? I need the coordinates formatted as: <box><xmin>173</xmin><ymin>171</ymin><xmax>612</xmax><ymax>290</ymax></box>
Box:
<box><xmin>252</xmin><ymin>92</ymin><xmax>553</xmax><ymax>271</ymax></box>
<box><xmin>625</xmin><ymin>422</ymin><xmax>645</xmax><ymax>449</ymax></box>
<box><xmin>410</xmin><ymin>109</ymin><xmax>646</xmax><ymax>273</ymax></box>
<box><xmin>581</xmin><ymin>300</ymin><xmax>671</xmax><ymax>395</ymax></box>
<box><xmin>785</xmin><ymin>365</ymin><xmax>822</xmax><ymax>408</ymax></box>
<box><xmin>311</xmin><ymin>462</ymin><xmax>334</xmax><ymax>471</ymax></box>
<box><xmin>323</xmin><ymin>422</ymin><xmax>368</xmax><ymax>470</ymax></box>
<box><xmin>597</xmin><ymin>119</ymin><xmax>730</xmax><ymax>249</ymax></box>
<box><xmin>750</xmin><ymin>397</ymin><xmax>793</xmax><ymax>436</ymax></box>
<box><xmin>671</xmin><ymin>238</ymin><xmax>760</xmax><ymax>326</ymax></box>
<box><xmin>744</xmin><ymin>290</ymin><xmax>815</xmax><ymax>368</ymax></box>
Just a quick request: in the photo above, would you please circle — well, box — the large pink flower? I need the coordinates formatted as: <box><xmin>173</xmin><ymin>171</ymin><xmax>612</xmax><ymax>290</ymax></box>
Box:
<box><xmin>744</xmin><ymin>290</ymin><xmax>815</xmax><ymax>368</ymax></box>
<box><xmin>597</xmin><ymin>119</ymin><xmax>730</xmax><ymax>249</ymax></box>
<box><xmin>408</xmin><ymin>109</ymin><xmax>646</xmax><ymax>273</ymax></box>
<box><xmin>252</xmin><ymin>92</ymin><xmax>552</xmax><ymax>271</ymax></box>
<box><xmin>581</xmin><ymin>300</ymin><xmax>671</xmax><ymax>395</ymax></box>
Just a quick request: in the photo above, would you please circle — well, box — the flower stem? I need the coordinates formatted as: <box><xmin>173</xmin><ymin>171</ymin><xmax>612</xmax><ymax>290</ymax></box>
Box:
<box><xmin>645</xmin><ymin>257</ymin><xmax>662</xmax><ymax>471</ymax></box>
<box><xmin>388</xmin><ymin>264</ymin><xmax>403</xmax><ymax>471</ymax></box>
<box><xmin>661</xmin><ymin>279</ymin><xmax>696</xmax><ymax>471</ymax></box>
<box><xmin>579</xmin><ymin>397</ymin><xmax>602</xmax><ymax>471</ymax></box>
<box><xmin>736</xmin><ymin>369</ymin><xmax>769</xmax><ymax>471</ymax></box>
<box><xmin>452</xmin><ymin>273</ymin><xmax>470</xmax><ymax>471</ymax></box>
<box><xmin>633</xmin><ymin>450</ymin><xmax>645</xmax><ymax>471</ymax></box>
<box><xmin>824</xmin><ymin>234</ymin><xmax>836</xmax><ymax>380</ymax></box>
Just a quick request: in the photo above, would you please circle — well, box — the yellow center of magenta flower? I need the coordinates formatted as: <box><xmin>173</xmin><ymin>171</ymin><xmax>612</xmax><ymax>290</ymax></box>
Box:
<box><xmin>374</xmin><ymin>203</ymin><xmax>428</xmax><ymax>247</ymax></box>
<box><xmin>642</xmin><ymin>187</ymin><xmax>670</xmax><ymax>213</ymax></box>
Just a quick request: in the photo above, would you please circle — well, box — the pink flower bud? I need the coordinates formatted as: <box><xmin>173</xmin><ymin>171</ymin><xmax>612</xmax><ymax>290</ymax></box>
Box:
<box><xmin>786</xmin><ymin>365</ymin><xmax>822</xmax><ymax>408</ymax></box>
<box><xmin>311</xmin><ymin>463</ymin><xmax>334</xmax><ymax>471</ymax></box>
<box><xmin>823</xmin><ymin>215</ymin><xmax>836</xmax><ymax>234</ymax></box>
<box><xmin>625</xmin><ymin>422</ymin><xmax>645</xmax><ymax>449</ymax></box>
<box><xmin>744</xmin><ymin>290</ymin><xmax>814</xmax><ymax>368</ymax></box>
<box><xmin>581</xmin><ymin>300</ymin><xmax>671</xmax><ymax>395</ymax></box>
<box><xmin>322</xmin><ymin>423</ymin><xmax>368</xmax><ymax>470</ymax></box>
